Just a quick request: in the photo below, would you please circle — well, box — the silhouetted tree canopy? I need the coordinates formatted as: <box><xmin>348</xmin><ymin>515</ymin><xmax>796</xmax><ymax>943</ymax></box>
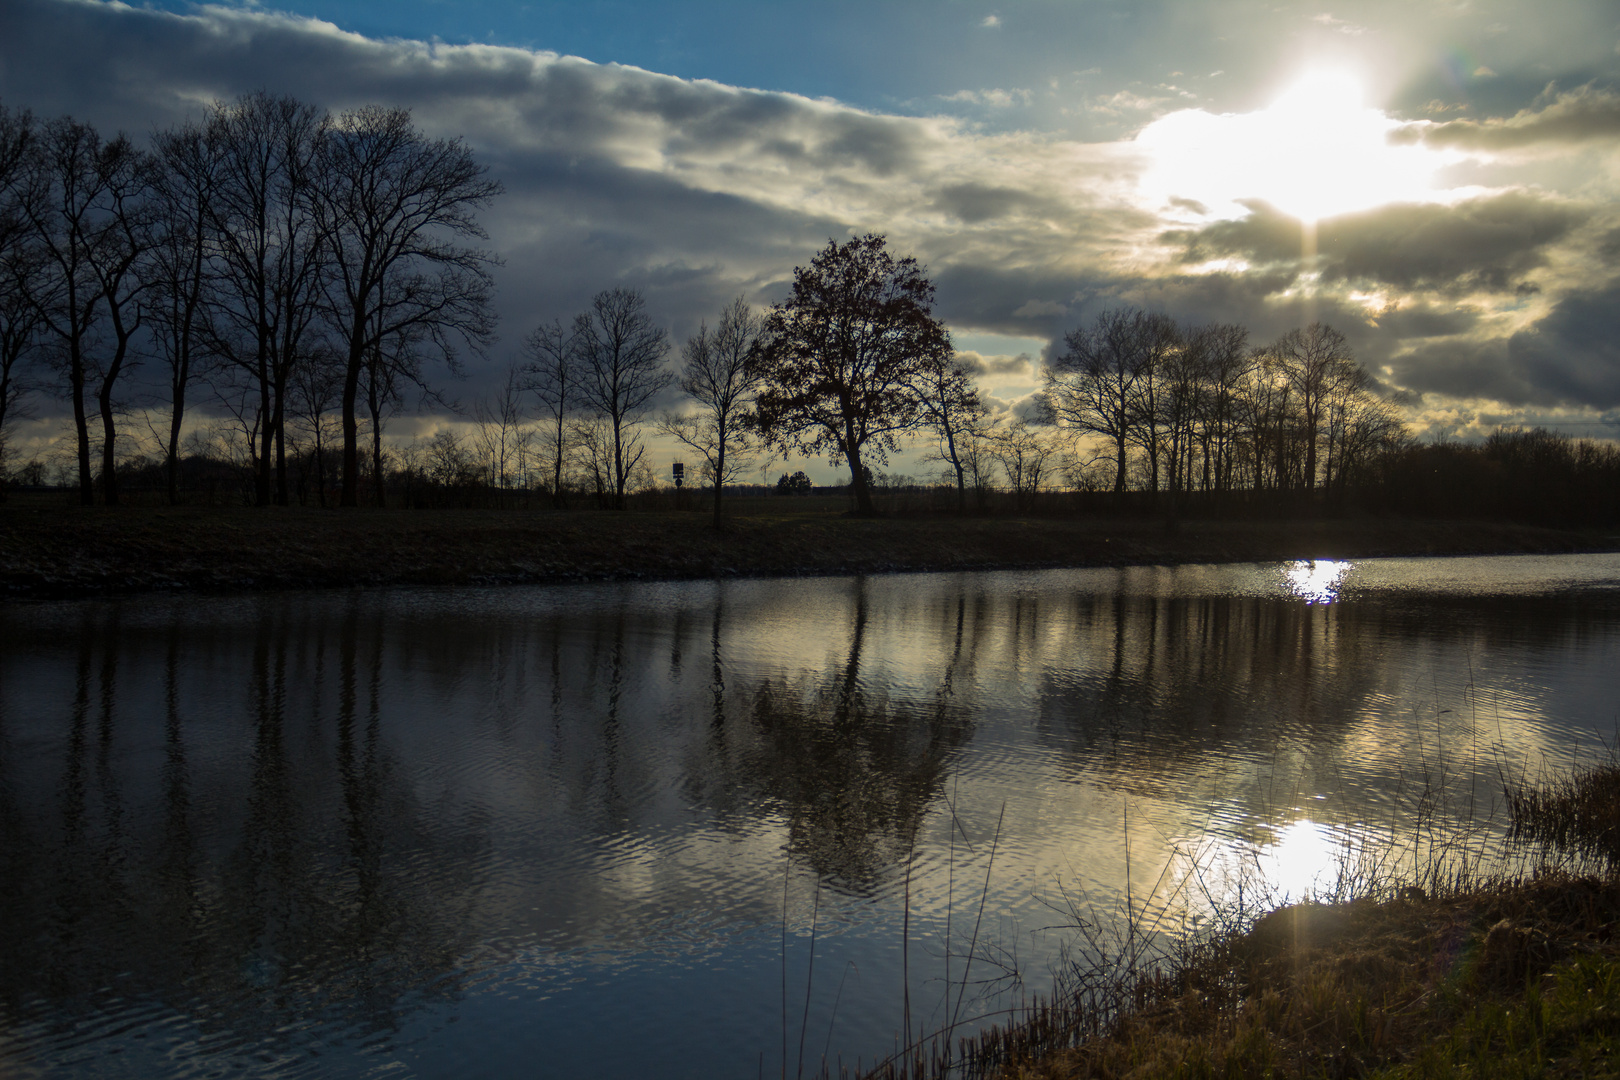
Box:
<box><xmin>751</xmin><ymin>234</ymin><xmax>952</xmax><ymax>516</ymax></box>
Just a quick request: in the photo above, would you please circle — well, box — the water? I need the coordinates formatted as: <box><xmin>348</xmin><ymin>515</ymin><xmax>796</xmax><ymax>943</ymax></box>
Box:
<box><xmin>2</xmin><ymin>553</ymin><xmax>1619</xmax><ymax>1078</ymax></box>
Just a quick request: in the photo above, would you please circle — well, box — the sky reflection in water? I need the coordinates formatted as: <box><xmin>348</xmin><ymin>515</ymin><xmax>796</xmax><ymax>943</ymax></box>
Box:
<box><xmin>2</xmin><ymin>553</ymin><xmax>1619</xmax><ymax>1078</ymax></box>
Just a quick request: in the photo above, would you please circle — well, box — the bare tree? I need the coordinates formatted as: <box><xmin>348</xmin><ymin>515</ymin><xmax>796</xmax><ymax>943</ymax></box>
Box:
<box><xmin>571</xmin><ymin>413</ymin><xmax>616</xmax><ymax>508</ymax></box>
<box><xmin>1046</xmin><ymin>308</ymin><xmax>1150</xmax><ymax>499</ymax></box>
<box><xmin>287</xmin><ymin>344</ymin><xmax>343</xmax><ymax>506</ymax></box>
<box><xmin>423</xmin><ymin>427</ymin><xmax>475</xmax><ymax>493</ymax></box>
<box><xmin>988</xmin><ymin>418</ymin><xmax>1058</xmax><ymax>513</ymax></box>
<box><xmin>0</xmin><ymin>104</ymin><xmax>41</xmax><ymax>489</ymax></box>
<box><xmin>1157</xmin><ymin>325</ymin><xmax>1207</xmax><ymax>515</ymax></box>
<box><xmin>16</xmin><ymin>116</ymin><xmax>153</xmax><ymax>505</ymax></box>
<box><xmin>661</xmin><ymin>294</ymin><xmax>762</xmax><ymax>528</ymax></box>
<box><xmin>521</xmin><ymin>317</ymin><xmax>578</xmax><ymax>507</ymax></box>
<box><xmin>471</xmin><ymin>362</ymin><xmax>531</xmax><ymax>505</ymax></box>
<box><xmin>0</xmin><ymin>264</ymin><xmax>40</xmax><ymax>487</ymax></box>
<box><xmin>1189</xmin><ymin>323</ymin><xmax>1251</xmax><ymax>502</ymax></box>
<box><xmin>574</xmin><ymin>287</ymin><xmax>671</xmax><ymax>510</ymax></box>
<box><xmin>915</xmin><ymin>356</ymin><xmax>987</xmax><ymax>512</ymax></box>
<box><xmin>1272</xmin><ymin>322</ymin><xmax>1357</xmax><ymax>491</ymax></box>
<box><xmin>316</xmin><ymin>105</ymin><xmax>501</xmax><ymax>508</ymax></box>
<box><xmin>148</xmin><ymin>116</ymin><xmax>224</xmax><ymax>504</ymax></box>
<box><xmin>201</xmin><ymin>92</ymin><xmax>329</xmax><ymax>507</ymax></box>
<box><xmin>1122</xmin><ymin>311</ymin><xmax>1179</xmax><ymax>503</ymax></box>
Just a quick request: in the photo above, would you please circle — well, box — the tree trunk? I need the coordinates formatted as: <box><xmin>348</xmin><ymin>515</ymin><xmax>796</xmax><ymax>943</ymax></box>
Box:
<box><xmin>273</xmin><ymin>384</ymin><xmax>289</xmax><ymax>506</ymax></box>
<box><xmin>98</xmin><ymin>380</ymin><xmax>119</xmax><ymax>506</ymax></box>
<box><xmin>611</xmin><ymin>414</ymin><xmax>626</xmax><ymax>510</ymax></box>
<box><xmin>369</xmin><ymin>390</ymin><xmax>386</xmax><ymax>509</ymax></box>
<box><xmin>340</xmin><ymin>351</ymin><xmax>361</xmax><ymax>508</ymax></box>
<box><xmin>846</xmin><ymin>433</ymin><xmax>874</xmax><ymax>516</ymax></box>
<box><xmin>167</xmin><ymin>379</ymin><xmax>185</xmax><ymax>506</ymax></box>
<box><xmin>70</xmin><ymin>345</ymin><xmax>93</xmax><ymax>506</ymax></box>
<box><xmin>712</xmin><ymin>439</ymin><xmax>725</xmax><ymax>530</ymax></box>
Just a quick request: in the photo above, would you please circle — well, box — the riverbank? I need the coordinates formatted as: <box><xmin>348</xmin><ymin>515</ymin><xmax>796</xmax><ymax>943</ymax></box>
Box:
<box><xmin>2</xmin><ymin>497</ymin><xmax>1615</xmax><ymax>600</ymax></box>
<box><xmin>917</xmin><ymin>762</ymin><xmax>1620</xmax><ymax>1080</ymax></box>
<box><xmin>963</xmin><ymin>872</ymin><xmax>1620</xmax><ymax>1080</ymax></box>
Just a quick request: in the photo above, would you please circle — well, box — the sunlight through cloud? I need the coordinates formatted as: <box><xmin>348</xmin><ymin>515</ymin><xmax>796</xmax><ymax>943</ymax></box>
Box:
<box><xmin>1137</xmin><ymin>70</ymin><xmax>1451</xmax><ymax>223</ymax></box>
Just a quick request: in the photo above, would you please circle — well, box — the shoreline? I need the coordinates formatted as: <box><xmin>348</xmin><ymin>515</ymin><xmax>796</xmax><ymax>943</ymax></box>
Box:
<box><xmin>2</xmin><ymin>499</ymin><xmax>1616</xmax><ymax>602</ymax></box>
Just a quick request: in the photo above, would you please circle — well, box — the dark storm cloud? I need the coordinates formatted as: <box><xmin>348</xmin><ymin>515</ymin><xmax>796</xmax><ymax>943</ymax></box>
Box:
<box><xmin>0</xmin><ymin>0</ymin><xmax>926</xmax><ymax>181</ymax></box>
<box><xmin>929</xmin><ymin>264</ymin><xmax>1098</xmax><ymax>346</ymax></box>
<box><xmin>483</xmin><ymin>153</ymin><xmax>846</xmax><ymax>336</ymax></box>
<box><xmin>1505</xmin><ymin>285</ymin><xmax>1620</xmax><ymax>408</ymax></box>
<box><xmin>1387</xmin><ymin>284</ymin><xmax>1620</xmax><ymax>409</ymax></box>
<box><xmin>1169</xmin><ymin>194</ymin><xmax>1584</xmax><ymax>293</ymax></box>
<box><xmin>1392</xmin><ymin>85</ymin><xmax>1620</xmax><ymax>151</ymax></box>
<box><xmin>1372</xmin><ymin>304</ymin><xmax>1477</xmax><ymax>341</ymax></box>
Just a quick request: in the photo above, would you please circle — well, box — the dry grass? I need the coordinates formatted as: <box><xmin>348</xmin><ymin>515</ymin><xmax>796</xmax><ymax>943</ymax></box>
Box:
<box><xmin>1507</xmin><ymin>761</ymin><xmax>1620</xmax><ymax>865</ymax></box>
<box><xmin>996</xmin><ymin>872</ymin><xmax>1620</xmax><ymax>1080</ymax></box>
<box><xmin>846</xmin><ymin>763</ymin><xmax>1620</xmax><ymax>1080</ymax></box>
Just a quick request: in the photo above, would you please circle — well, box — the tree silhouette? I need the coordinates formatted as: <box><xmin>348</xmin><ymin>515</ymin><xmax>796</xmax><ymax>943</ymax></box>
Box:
<box><xmin>751</xmin><ymin>234</ymin><xmax>952</xmax><ymax>517</ymax></box>
<box><xmin>15</xmin><ymin>116</ymin><xmax>153</xmax><ymax>505</ymax></box>
<box><xmin>316</xmin><ymin>105</ymin><xmax>501</xmax><ymax>509</ymax></box>
<box><xmin>573</xmin><ymin>288</ymin><xmax>672</xmax><ymax>510</ymax></box>
<box><xmin>662</xmin><ymin>294</ymin><xmax>763</xmax><ymax>528</ymax></box>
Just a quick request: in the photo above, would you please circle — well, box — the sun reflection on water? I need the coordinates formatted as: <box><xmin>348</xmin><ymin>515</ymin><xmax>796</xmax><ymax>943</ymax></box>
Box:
<box><xmin>1283</xmin><ymin>559</ymin><xmax>1351</xmax><ymax>603</ymax></box>
<box><xmin>1253</xmin><ymin>819</ymin><xmax>1344</xmax><ymax>902</ymax></box>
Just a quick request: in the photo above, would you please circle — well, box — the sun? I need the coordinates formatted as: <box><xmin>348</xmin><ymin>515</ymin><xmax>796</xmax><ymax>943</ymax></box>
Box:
<box><xmin>1137</xmin><ymin>69</ymin><xmax>1446</xmax><ymax>223</ymax></box>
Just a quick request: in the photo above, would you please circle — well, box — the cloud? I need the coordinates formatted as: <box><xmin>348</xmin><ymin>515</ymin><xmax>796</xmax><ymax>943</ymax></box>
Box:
<box><xmin>1383</xmin><ymin>282</ymin><xmax>1620</xmax><ymax>410</ymax></box>
<box><xmin>939</xmin><ymin>87</ymin><xmax>1032</xmax><ymax>108</ymax></box>
<box><xmin>981</xmin><ymin>15</ymin><xmax>1001</xmax><ymax>29</ymax></box>
<box><xmin>1012</xmin><ymin>299</ymin><xmax>1069</xmax><ymax>318</ymax></box>
<box><xmin>1168</xmin><ymin>193</ymin><xmax>1587</xmax><ymax>293</ymax></box>
<box><xmin>1</xmin><ymin>0</ymin><xmax>1617</xmax><ymax>432</ymax></box>
<box><xmin>1087</xmin><ymin>89</ymin><xmax>1169</xmax><ymax>116</ymax></box>
<box><xmin>1310</xmin><ymin>13</ymin><xmax>1369</xmax><ymax>36</ymax></box>
<box><xmin>929</xmin><ymin>182</ymin><xmax>1061</xmax><ymax>224</ymax></box>
<box><xmin>1392</xmin><ymin>84</ymin><xmax>1620</xmax><ymax>151</ymax></box>
<box><xmin>954</xmin><ymin>350</ymin><xmax>1034</xmax><ymax>377</ymax></box>
<box><xmin>1504</xmin><ymin>284</ymin><xmax>1620</xmax><ymax>407</ymax></box>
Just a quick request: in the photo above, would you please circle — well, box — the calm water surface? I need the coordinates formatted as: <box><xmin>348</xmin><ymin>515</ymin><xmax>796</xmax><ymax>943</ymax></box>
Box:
<box><xmin>3</xmin><ymin>554</ymin><xmax>1619</xmax><ymax>1078</ymax></box>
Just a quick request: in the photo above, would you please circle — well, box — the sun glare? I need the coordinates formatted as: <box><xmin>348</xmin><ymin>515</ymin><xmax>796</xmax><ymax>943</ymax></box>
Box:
<box><xmin>1138</xmin><ymin>70</ymin><xmax>1445</xmax><ymax>223</ymax></box>
<box><xmin>1256</xmin><ymin>819</ymin><xmax>1343</xmax><ymax>902</ymax></box>
<box><xmin>1282</xmin><ymin>559</ymin><xmax>1352</xmax><ymax>603</ymax></box>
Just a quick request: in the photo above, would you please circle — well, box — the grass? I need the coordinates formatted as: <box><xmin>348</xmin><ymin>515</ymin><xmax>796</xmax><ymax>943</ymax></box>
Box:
<box><xmin>1507</xmin><ymin>760</ymin><xmax>1620</xmax><ymax>865</ymax></box>
<box><xmin>0</xmin><ymin>493</ymin><xmax>1613</xmax><ymax>600</ymax></box>
<box><xmin>999</xmin><ymin>872</ymin><xmax>1620</xmax><ymax>1080</ymax></box>
<box><xmin>839</xmin><ymin>759</ymin><xmax>1620</xmax><ymax>1080</ymax></box>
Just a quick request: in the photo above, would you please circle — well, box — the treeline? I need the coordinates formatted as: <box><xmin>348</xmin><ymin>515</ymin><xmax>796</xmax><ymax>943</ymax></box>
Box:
<box><xmin>1376</xmin><ymin>427</ymin><xmax>1620</xmax><ymax>527</ymax></box>
<box><xmin>0</xmin><ymin>92</ymin><xmax>499</xmax><ymax>508</ymax></box>
<box><xmin>1045</xmin><ymin>312</ymin><xmax>1406</xmax><ymax>510</ymax></box>
<box><xmin>3</xmin><ymin>88</ymin><xmax>1614</xmax><ymax>527</ymax></box>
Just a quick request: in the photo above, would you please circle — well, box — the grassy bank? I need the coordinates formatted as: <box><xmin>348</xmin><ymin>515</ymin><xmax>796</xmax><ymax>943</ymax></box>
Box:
<box><xmin>1</xmin><ymin>494</ymin><xmax>1614</xmax><ymax>600</ymax></box>
<box><xmin>878</xmin><ymin>764</ymin><xmax>1620</xmax><ymax>1080</ymax></box>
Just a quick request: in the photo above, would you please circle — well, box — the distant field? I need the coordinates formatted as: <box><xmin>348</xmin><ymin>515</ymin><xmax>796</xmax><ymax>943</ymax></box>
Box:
<box><xmin>2</xmin><ymin>493</ymin><xmax>1614</xmax><ymax>601</ymax></box>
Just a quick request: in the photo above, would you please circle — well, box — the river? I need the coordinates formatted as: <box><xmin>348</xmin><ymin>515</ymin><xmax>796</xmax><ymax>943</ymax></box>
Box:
<box><xmin>2</xmin><ymin>553</ymin><xmax>1618</xmax><ymax>1078</ymax></box>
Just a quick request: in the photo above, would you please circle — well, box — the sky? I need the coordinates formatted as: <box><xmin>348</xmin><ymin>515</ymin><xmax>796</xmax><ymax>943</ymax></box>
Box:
<box><xmin>2</xmin><ymin>0</ymin><xmax>1619</xmax><ymax>480</ymax></box>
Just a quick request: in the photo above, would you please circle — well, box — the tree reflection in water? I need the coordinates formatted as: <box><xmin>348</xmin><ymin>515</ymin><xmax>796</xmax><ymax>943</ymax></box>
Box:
<box><xmin>738</xmin><ymin>582</ymin><xmax>974</xmax><ymax>888</ymax></box>
<box><xmin>0</xmin><ymin>600</ymin><xmax>488</xmax><ymax>1061</ymax></box>
<box><xmin>0</xmin><ymin>560</ymin><xmax>1617</xmax><ymax>1079</ymax></box>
